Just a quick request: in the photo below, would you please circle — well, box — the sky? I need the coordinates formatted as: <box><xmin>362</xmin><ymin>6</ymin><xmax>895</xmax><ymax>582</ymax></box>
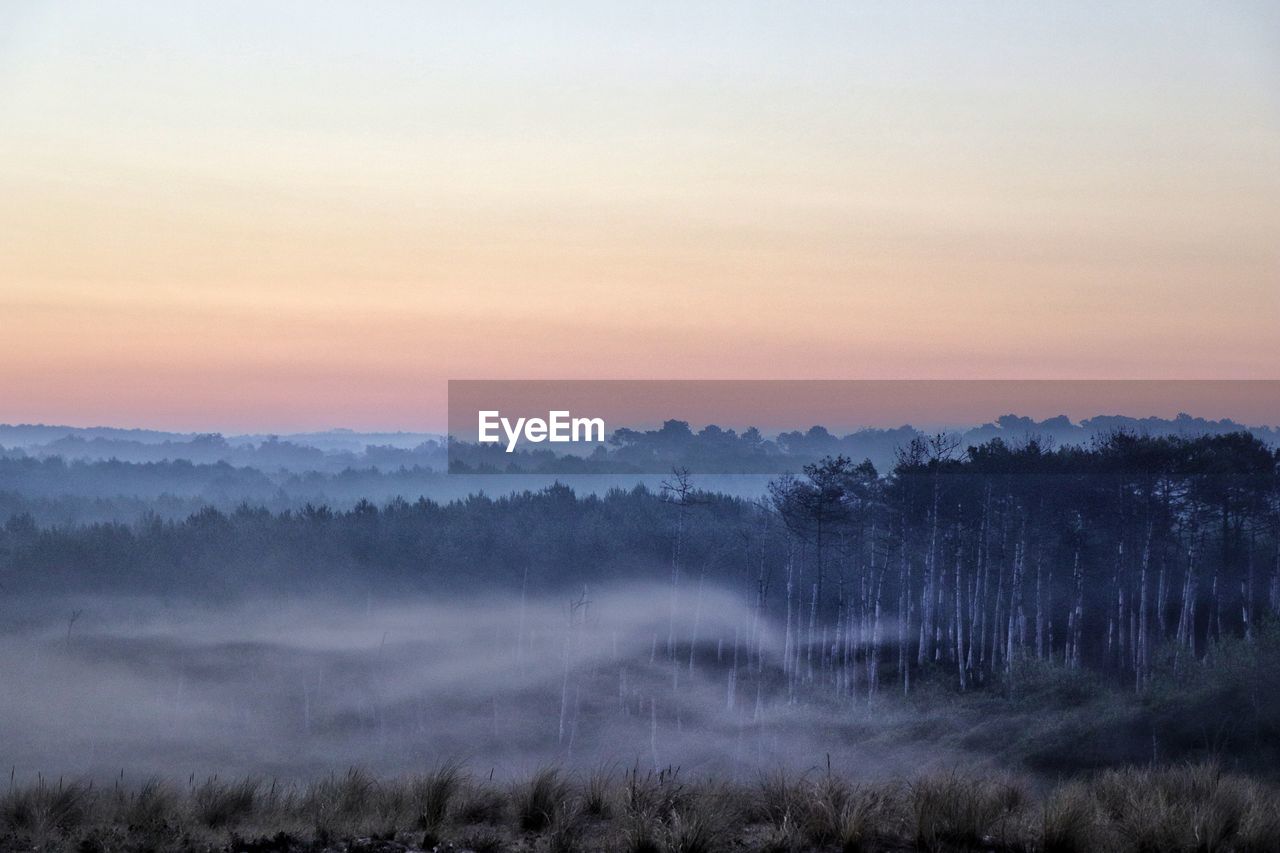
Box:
<box><xmin>1</xmin><ymin>2</ymin><xmax>1278</xmax><ymax>431</ymax></box>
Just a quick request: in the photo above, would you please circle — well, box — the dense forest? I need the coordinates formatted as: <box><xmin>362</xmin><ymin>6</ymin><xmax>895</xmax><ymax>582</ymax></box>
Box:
<box><xmin>5</xmin><ymin>431</ymin><xmax>1277</xmax><ymax>696</ymax></box>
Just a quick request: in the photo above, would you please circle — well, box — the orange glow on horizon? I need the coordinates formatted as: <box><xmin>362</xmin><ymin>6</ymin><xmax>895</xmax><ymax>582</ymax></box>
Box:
<box><xmin>1</xmin><ymin>3</ymin><xmax>1277</xmax><ymax>431</ymax></box>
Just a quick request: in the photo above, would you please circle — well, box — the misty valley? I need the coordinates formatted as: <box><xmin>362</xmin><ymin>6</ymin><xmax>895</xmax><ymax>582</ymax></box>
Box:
<box><xmin>2</xmin><ymin>424</ymin><xmax>1279</xmax><ymax>852</ymax></box>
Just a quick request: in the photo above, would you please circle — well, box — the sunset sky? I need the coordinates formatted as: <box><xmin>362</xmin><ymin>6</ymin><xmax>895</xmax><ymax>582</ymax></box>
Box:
<box><xmin>1</xmin><ymin>2</ymin><xmax>1278</xmax><ymax>431</ymax></box>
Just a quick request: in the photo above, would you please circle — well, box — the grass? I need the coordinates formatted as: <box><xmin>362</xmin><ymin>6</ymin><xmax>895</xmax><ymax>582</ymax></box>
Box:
<box><xmin>748</xmin><ymin>769</ymin><xmax>907</xmax><ymax>852</ymax></box>
<box><xmin>409</xmin><ymin>759</ymin><xmax>463</xmax><ymax>832</ymax></box>
<box><xmin>194</xmin><ymin>776</ymin><xmax>261</xmax><ymax>829</ymax></box>
<box><xmin>512</xmin><ymin>767</ymin><xmax>571</xmax><ymax>832</ymax></box>
<box><xmin>2</xmin><ymin>762</ymin><xmax>1279</xmax><ymax>852</ymax></box>
<box><xmin>120</xmin><ymin>777</ymin><xmax>180</xmax><ymax>830</ymax></box>
<box><xmin>0</xmin><ymin>777</ymin><xmax>89</xmax><ymax>844</ymax></box>
<box><xmin>909</xmin><ymin>771</ymin><xmax>1027</xmax><ymax>851</ymax></box>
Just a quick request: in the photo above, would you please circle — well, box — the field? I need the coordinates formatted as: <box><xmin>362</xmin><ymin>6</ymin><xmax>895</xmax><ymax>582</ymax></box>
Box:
<box><xmin>4</xmin><ymin>587</ymin><xmax>1280</xmax><ymax>852</ymax></box>
<box><xmin>6</xmin><ymin>761</ymin><xmax>1280</xmax><ymax>853</ymax></box>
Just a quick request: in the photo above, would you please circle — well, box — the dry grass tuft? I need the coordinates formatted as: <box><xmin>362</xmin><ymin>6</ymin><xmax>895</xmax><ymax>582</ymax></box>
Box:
<box><xmin>411</xmin><ymin>759</ymin><xmax>464</xmax><ymax>831</ymax></box>
<box><xmin>910</xmin><ymin>770</ymin><xmax>1027</xmax><ymax>851</ymax></box>
<box><xmin>1</xmin><ymin>777</ymin><xmax>90</xmax><ymax>841</ymax></box>
<box><xmin>455</xmin><ymin>780</ymin><xmax>509</xmax><ymax>826</ymax></box>
<box><xmin>124</xmin><ymin>777</ymin><xmax>179</xmax><ymax>830</ymax></box>
<box><xmin>192</xmin><ymin>775</ymin><xmax>259</xmax><ymax>829</ymax></box>
<box><xmin>1078</xmin><ymin>762</ymin><xmax>1280</xmax><ymax>853</ymax></box>
<box><xmin>544</xmin><ymin>801</ymin><xmax>587</xmax><ymax>853</ymax></box>
<box><xmin>830</xmin><ymin>784</ymin><xmax>905</xmax><ymax>852</ymax></box>
<box><xmin>583</xmin><ymin>766</ymin><xmax>616</xmax><ymax>818</ymax></box>
<box><xmin>663</xmin><ymin>805</ymin><xmax>724</xmax><ymax>853</ymax></box>
<box><xmin>514</xmin><ymin>767</ymin><xmax>572</xmax><ymax>833</ymax></box>
<box><xmin>1042</xmin><ymin>780</ymin><xmax>1104</xmax><ymax>853</ymax></box>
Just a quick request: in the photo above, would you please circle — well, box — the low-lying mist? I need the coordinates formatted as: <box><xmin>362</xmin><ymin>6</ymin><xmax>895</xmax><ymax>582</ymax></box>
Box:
<box><xmin>0</xmin><ymin>584</ymin><xmax>969</xmax><ymax>784</ymax></box>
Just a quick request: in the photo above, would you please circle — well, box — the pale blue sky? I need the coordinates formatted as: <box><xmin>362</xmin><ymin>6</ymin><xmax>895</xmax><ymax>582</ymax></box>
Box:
<box><xmin>1</xmin><ymin>2</ymin><xmax>1277</xmax><ymax>429</ymax></box>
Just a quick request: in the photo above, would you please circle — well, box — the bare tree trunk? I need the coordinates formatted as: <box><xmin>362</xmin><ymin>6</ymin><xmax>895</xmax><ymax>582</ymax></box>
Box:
<box><xmin>954</xmin><ymin>543</ymin><xmax>966</xmax><ymax>690</ymax></box>
<box><xmin>1242</xmin><ymin>525</ymin><xmax>1255</xmax><ymax>641</ymax></box>
<box><xmin>753</xmin><ymin>511</ymin><xmax>771</xmax><ymax>674</ymax></box>
<box><xmin>991</xmin><ymin>547</ymin><xmax>1006</xmax><ymax>674</ymax></box>
<box><xmin>783</xmin><ymin>540</ymin><xmax>794</xmax><ymax>678</ymax></box>
<box><xmin>833</xmin><ymin>601</ymin><xmax>846</xmax><ymax>696</ymax></box>
<box><xmin>919</xmin><ymin>473</ymin><xmax>943</xmax><ymax>666</ymax></box>
<box><xmin>807</xmin><ymin>582</ymin><xmax>818</xmax><ymax>682</ymax></box>
<box><xmin>967</xmin><ymin>488</ymin><xmax>989</xmax><ymax>676</ymax></box>
<box><xmin>1210</xmin><ymin>559</ymin><xmax>1221</xmax><ymax>647</ymax></box>
<box><xmin>1044</xmin><ymin>560</ymin><xmax>1055</xmax><ymax>662</ymax></box>
<box><xmin>1176</xmin><ymin>540</ymin><xmax>1199</xmax><ymax>658</ymax></box>
<box><xmin>899</xmin><ymin>520</ymin><xmax>912</xmax><ymax>695</ymax></box>
<box><xmin>1068</xmin><ymin>547</ymin><xmax>1084</xmax><ymax>669</ymax></box>
<box><xmin>936</xmin><ymin>540</ymin><xmax>948</xmax><ymax>664</ymax></box>
<box><xmin>1270</xmin><ymin>536</ymin><xmax>1280</xmax><ymax>617</ymax></box>
<box><xmin>1214</xmin><ymin>500</ymin><xmax>1228</xmax><ymax>645</ymax></box>
<box><xmin>1137</xmin><ymin>527</ymin><xmax>1151</xmax><ymax>689</ymax></box>
<box><xmin>869</xmin><ymin>527</ymin><xmax>884</xmax><ymax>697</ymax></box>
<box><xmin>1108</xmin><ymin>541</ymin><xmax>1124</xmax><ymax>671</ymax></box>
<box><xmin>1156</xmin><ymin>552</ymin><xmax>1169</xmax><ymax>642</ymax></box>
<box><xmin>918</xmin><ymin>507</ymin><xmax>935</xmax><ymax>667</ymax></box>
<box><xmin>1005</xmin><ymin>538</ymin><xmax>1025</xmax><ymax>673</ymax></box>
<box><xmin>1034</xmin><ymin>547</ymin><xmax>1045</xmax><ymax>660</ymax></box>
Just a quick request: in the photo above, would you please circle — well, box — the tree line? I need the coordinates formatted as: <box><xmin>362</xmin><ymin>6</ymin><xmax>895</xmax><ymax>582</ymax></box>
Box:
<box><xmin>767</xmin><ymin>431</ymin><xmax>1278</xmax><ymax>696</ymax></box>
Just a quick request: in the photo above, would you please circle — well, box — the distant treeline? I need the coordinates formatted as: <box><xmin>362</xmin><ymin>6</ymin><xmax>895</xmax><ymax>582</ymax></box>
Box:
<box><xmin>0</xmin><ymin>430</ymin><xmax>448</xmax><ymax>474</ymax></box>
<box><xmin>6</xmin><ymin>413</ymin><xmax>1276</xmax><ymax>476</ymax></box>
<box><xmin>454</xmin><ymin>413</ymin><xmax>1279</xmax><ymax>473</ymax></box>
<box><xmin>3</xmin><ymin>431</ymin><xmax>1277</xmax><ymax>693</ymax></box>
<box><xmin>0</xmin><ymin>456</ymin><xmax>748</xmax><ymax>525</ymax></box>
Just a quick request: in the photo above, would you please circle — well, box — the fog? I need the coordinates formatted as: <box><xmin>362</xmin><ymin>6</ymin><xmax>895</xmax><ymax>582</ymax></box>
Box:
<box><xmin>0</xmin><ymin>584</ymin><xmax>972</xmax><ymax>784</ymax></box>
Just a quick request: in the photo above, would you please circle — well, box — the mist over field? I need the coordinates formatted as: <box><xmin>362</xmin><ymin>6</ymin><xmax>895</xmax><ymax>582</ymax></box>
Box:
<box><xmin>0</xmin><ymin>585</ymin><xmax>959</xmax><ymax>783</ymax></box>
